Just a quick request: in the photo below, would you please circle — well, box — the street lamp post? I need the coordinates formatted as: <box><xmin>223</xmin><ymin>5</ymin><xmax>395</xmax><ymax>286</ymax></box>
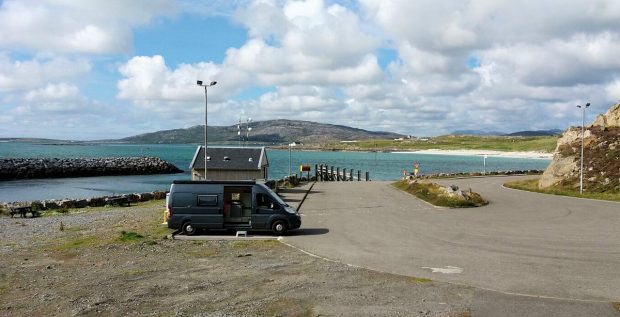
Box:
<box><xmin>197</xmin><ymin>80</ymin><xmax>217</xmax><ymax>180</ymax></box>
<box><xmin>577</xmin><ymin>102</ymin><xmax>590</xmax><ymax>194</ymax></box>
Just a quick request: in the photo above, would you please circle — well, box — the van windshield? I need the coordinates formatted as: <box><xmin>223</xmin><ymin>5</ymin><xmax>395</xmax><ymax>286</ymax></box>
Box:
<box><xmin>258</xmin><ymin>184</ymin><xmax>288</xmax><ymax>206</ymax></box>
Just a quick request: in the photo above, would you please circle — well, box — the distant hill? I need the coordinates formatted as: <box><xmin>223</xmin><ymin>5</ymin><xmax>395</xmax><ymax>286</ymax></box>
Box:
<box><xmin>505</xmin><ymin>129</ymin><xmax>563</xmax><ymax>136</ymax></box>
<box><xmin>119</xmin><ymin>119</ymin><xmax>403</xmax><ymax>144</ymax></box>
<box><xmin>451</xmin><ymin>130</ymin><xmax>505</xmax><ymax>136</ymax></box>
<box><xmin>451</xmin><ymin>129</ymin><xmax>562</xmax><ymax>137</ymax></box>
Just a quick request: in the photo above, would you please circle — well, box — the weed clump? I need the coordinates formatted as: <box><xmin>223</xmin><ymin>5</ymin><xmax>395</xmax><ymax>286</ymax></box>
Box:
<box><xmin>119</xmin><ymin>231</ymin><xmax>144</xmax><ymax>242</ymax></box>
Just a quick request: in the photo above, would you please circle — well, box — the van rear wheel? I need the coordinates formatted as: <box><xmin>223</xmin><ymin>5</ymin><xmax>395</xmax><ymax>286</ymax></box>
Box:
<box><xmin>182</xmin><ymin>222</ymin><xmax>197</xmax><ymax>236</ymax></box>
<box><xmin>271</xmin><ymin>220</ymin><xmax>288</xmax><ymax>235</ymax></box>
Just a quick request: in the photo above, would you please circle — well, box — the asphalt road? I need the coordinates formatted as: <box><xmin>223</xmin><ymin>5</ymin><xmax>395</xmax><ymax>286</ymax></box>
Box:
<box><xmin>284</xmin><ymin>176</ymin><xmax>620</xmax><ymax>304</ymax></box>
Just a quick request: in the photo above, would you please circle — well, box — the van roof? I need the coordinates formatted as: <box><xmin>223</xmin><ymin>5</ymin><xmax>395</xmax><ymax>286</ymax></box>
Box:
<box><xmin>172</xmin><ymin>180</ymin><xmax>257</xmax><ymax>185</ymax></box>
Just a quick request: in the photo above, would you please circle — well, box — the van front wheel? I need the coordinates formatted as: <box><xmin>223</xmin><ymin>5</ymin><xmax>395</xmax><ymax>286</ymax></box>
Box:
<box><xmin>182</xmin><ymin>222</ymin><xmax>197</xmax><ymax>236</ymax></box>
<box><xmin>271</xmin><ymin>220</ymin><xmax>288</xmax><ymax>235</ymax></box>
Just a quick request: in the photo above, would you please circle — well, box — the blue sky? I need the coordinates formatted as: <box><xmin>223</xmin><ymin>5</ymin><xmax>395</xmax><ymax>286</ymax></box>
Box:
<box><xmin>1</xmin><ymin>0</ymin><xmax>620</xmax><ymax>140</ymax></box>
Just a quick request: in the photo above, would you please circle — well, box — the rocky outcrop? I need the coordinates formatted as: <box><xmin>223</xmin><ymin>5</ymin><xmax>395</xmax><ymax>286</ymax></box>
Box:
<box><xmin>539</xmin><ymin>101</ymin><xmax>620</xmax><ymax>192</ymax></box>
<box><xmin>592</xmin><ymin>102</ymin><xmax>620</xmax><ymax>128</ymax></box>
<box><xmin>0</xmin><ymin>157</ymin><xmax>182</xmax><ymax>180</ymax></box>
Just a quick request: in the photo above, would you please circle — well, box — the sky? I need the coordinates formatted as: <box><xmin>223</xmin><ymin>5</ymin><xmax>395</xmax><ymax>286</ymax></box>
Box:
<box><xmin>1</xmin><ymin>0</ymin><xmax>620</xmax><ymax>140</ymax></box>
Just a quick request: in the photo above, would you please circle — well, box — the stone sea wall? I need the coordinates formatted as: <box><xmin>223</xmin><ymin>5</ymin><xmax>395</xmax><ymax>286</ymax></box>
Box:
<box><xmin>0</xmin><ymin>157</ymin><xmax>182</xmax><ymax>180</ymax></box>
<box><xmin>0</xmin><ymin>191</ymin><xmax>168</xmax><ymax>215</ymax></box>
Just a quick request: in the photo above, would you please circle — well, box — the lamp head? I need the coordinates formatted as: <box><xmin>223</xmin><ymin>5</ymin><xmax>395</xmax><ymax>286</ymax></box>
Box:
<box><xmin>197</xmin><ymin>80</ymin><xmax>203</xmax><ymax>86</ymax></box>
<box><xmin>585</xmin><ymin>102</ymin><xmax>590</xmax><ymax>108</ymax></box>
<box><xmin>210</xmin><ymin>81</ymin><xmax>217</xmax><ymax>86</ymax></box>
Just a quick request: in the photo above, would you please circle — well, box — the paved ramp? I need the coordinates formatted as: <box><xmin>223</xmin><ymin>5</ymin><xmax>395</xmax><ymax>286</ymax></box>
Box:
<box><xmin>284</xmin><ymin>176</ymin><xmax>620</xmax><ymax>302</ymax></box>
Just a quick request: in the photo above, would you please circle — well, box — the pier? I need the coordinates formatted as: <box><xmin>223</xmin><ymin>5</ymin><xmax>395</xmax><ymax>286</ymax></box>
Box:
<box><xmin>315</xmin><ymin>164</ymin><xmax>370</xmax><ymax>181</ymax></box>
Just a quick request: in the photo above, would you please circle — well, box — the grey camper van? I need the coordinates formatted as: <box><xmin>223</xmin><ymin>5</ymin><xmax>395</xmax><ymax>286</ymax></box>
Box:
<box><xmin>166</xmin><ymin>180</ymin><xmax>301</xmax><ymax>235</ymax></box>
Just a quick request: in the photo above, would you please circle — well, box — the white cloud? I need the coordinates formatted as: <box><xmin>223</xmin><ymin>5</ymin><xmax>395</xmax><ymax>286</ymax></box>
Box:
<box><xmin>117</xmin><ymin>55</ymin><xmax>248</xmax><ymax>104</ymax></box>
<box><xmin>0</xmin><ymin>0</ymin><xmax>177</xmax><ymax>54</ymax></box>
<box><xmin>605</xmin><ymin>80</ymin><xmax>620</xmax><ymax>102</ymax></box>
<box><xmin>0</xmin><ymin>54</ymin><xmax>91</xmax><ymax>93</ymax></box>
<box><xmin>4</xmin><ymin>0</ymin><xmax>620</xmax><ymax>139</ymax></box>
<box><xmin>23</xmin><ymin>83</ymin><xmax>81</xmax><ymax>102</ymax></box>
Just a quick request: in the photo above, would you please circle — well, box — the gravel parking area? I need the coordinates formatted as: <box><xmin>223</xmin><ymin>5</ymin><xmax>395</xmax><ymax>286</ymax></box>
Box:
<box><xmin>0</xmin><ymin>200</ymin><xmax>473</xmax><ymax>317</ymax></box>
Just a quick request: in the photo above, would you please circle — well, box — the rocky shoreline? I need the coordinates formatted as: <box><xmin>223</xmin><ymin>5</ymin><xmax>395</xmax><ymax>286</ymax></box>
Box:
<box><xmin>0</xmin><ymin>191</ymin><xmax>168</xmax><ymax>215</ymax></box>
<box><xmin>0</xmin><ymin>157</ymin><xmax>182</xmax><ymax>180</ymax></box>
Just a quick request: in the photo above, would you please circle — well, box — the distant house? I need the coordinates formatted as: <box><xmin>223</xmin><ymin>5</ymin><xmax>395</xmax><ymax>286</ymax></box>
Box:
<box><xmin>189</xmin><ymin>146</ymin><xmax>269</xmax><ymax>181</ymax></box>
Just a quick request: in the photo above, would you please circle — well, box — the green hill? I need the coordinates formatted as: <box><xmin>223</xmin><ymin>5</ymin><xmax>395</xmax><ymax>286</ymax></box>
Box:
<box><xmin>119</xmin><ymin>119</ymin><xmax>403</xmax><ymax>144</ymax></box>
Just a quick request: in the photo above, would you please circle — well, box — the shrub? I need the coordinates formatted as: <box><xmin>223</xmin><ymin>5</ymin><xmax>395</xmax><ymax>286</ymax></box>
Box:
<box><xmin>394</xmin><ymin>180</ymin><xmax>488</xmax><ymax>208</ymax></box>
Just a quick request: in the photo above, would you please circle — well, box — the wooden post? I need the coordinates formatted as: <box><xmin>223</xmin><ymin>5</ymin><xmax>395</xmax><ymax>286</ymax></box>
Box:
<box><xmin>315</xmin><ymin>164</ymin><xmax>318</xmax><ymax>181</ymax></box>
<box><xmin>342</xmin><ymin>168</ymin><xmax>346</xmax><ymax>181</ymax></box>
<box><xmin>358</xmin><ymin>170</ymin><xmax>361</xmax><ymax>181</ymax></box>
<box><xmin>330</xmin><ymin>166</ymin><xmax>334</xmax><ymax>181</ymax></box>
<box><xmin>336</xmin><ymin>167</ymin><xmax>340</xmax><ymax>181</ymax></box>
<box><xmin>365</xmin><ymin>171</ymin><xmax>369</xmax><ymax>181</ymax></box>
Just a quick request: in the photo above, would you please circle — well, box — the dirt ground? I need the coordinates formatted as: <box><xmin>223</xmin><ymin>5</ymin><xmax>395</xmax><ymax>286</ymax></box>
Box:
<box><xmin>0</xmin><ymin>200</ymin><xmax>475</xmax><ymax>317</ymax></box>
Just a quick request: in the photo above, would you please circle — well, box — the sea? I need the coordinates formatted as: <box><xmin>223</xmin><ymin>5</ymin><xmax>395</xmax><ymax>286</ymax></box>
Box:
<box><xmin>0</xmin><ymin>142</ymin><xmax>551</xmax><ymax>202</ymax></box>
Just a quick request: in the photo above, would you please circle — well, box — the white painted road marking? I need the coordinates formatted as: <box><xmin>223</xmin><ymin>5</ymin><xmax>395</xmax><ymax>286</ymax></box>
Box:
<box><xmin>422</xmin><ymin>266</ymin><xmax>463</xmax><ymax>274</ymax></box>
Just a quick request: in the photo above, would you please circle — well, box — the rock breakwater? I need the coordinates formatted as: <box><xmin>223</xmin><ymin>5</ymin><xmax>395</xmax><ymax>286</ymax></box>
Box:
<box><xmin>0</xmin><ymin>157</ymin><xmax>182</xmax><ymax>180</ymax></box>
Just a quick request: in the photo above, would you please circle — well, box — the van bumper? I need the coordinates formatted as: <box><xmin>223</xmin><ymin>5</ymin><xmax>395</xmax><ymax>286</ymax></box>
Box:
<box><xmin>167</xmin><ymin>217</ymin><xmax>182</xmax><ymax>230</ymax></box>
<box><xmin>289</xmin><ymin>215</ymin><xmax>302</xmax><ymax>230</ymax></box>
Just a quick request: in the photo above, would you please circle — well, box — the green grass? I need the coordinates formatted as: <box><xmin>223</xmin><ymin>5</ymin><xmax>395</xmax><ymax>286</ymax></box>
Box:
<box><xmin>118</xmin><ymin>231</ymin><xmax>145</xmax><ymax>242</ymax></box>
<box><xmin>393</xmin><ymin>180</ymin><xmax>489</xmax><ymax>208</ymax></box>
<box><xmin>504</xmin><ymin>178</ymin><xmax>620</xmax><ymax>202</ymax></box>
<box><xmin>0</xmin><ymin>273</ymin><xmax>13</xmax><ymax>296</ymax></box>
<box><xmin>324</xmin><ymin>135</ymin><xmax>558</xmax><ymax>153</ymax></box>
<box><xmin>408</xmin><ymin>276</ymin><xmax>432</xmax><ymax>284</ymax></box>
<box><xmin>263</xmin><ymin>298</ymin><xmax>315</xmax><ymax>317</ymax></box>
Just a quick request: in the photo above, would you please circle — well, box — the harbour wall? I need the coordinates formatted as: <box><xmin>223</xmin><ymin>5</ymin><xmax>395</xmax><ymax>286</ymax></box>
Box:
<box><xmin>0</xmin><ymin>157</ymin><xmax>182</xmax><ymax>180</ymax></box>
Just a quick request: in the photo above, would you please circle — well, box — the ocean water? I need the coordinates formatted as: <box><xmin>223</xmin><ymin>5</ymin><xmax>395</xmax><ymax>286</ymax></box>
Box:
<box><xmin>0</xmin><ymin>142</ymin><xmax>550</xmax><ymax>202</ymax></box>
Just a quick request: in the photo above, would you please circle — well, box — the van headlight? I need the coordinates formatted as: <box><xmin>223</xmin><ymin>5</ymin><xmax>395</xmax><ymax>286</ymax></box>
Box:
<box><xmin>285</xmin><ymin>207</ymin><xmax>297</xmax><ymax>214</ymax></box>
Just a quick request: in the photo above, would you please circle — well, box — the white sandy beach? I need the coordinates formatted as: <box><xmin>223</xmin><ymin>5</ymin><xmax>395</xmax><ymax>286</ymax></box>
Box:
<box><xmin>392</xmin><ymin>149</ymin><xmax>553</xmax><ymax>159</ymax></box>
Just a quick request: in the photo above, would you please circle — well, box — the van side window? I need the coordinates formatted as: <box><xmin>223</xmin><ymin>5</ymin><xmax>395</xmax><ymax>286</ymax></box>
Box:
<box><xmin>197</xmin><ymin>195</ymin><xmax>218</xmax><ymax>206</ymax></box>
<box><xmin>172</xmin><ymin>193</ymin><xmax>193</xmax><ymax>207</ymax></box>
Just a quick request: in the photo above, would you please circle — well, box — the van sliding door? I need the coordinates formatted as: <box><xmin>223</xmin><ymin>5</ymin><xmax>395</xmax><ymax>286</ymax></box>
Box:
<box><xmin>194</xmin><ymin>194</ymin><xmax>222</xmax><ymax>228</ymax></box>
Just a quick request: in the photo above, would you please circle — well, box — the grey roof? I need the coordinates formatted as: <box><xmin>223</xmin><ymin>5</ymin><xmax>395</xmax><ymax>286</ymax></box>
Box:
<box><xmin>190</xmin><ymin>146</ymin><xmax>268</xmax><ymax>171</ymax></box>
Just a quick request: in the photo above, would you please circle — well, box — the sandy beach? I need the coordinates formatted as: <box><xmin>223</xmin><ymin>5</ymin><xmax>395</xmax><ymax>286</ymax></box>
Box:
<box><xmin>392</xmin><ymin>149</ymin><xmax>553</xmax><ymax>159</ymax></box>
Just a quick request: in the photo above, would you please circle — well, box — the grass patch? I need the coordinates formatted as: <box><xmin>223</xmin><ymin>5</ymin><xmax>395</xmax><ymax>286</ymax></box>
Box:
<box><xmin>52</xmin><ymin>235</ymin><xmax>100</xmax><ymax>251</ymax></box>
<box><xmin>504</xmin><ymin>178</ymin><xmax>620</xmax><ymax>202</ymax></box>
<box><xmin>322</xmin><ymin>135</ymin><xmax>558</xmax><ymax>153</ymax></box>
<box><xmin>118</xmin><ymin>231</ymin><xmax>144</xmax><ymax>243</ymax></box>
<box><xmin>394</xmin><ymin>180</ymin><xmax>488</xmax><ymax>208</ymax></box>
<box><xmin>0</xmin><ymin>273</ymin><xmax>13</xmax><ymax>296</ymax></box>
<box><xmin>263</xmin><ymin>298</ymin><xmax>314</xmax><ymax>317</ymax></box>
<box><xmin>408</xmin><ymin>276</ymin><xmax>432</xmax><ymax>284</ymax></box>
